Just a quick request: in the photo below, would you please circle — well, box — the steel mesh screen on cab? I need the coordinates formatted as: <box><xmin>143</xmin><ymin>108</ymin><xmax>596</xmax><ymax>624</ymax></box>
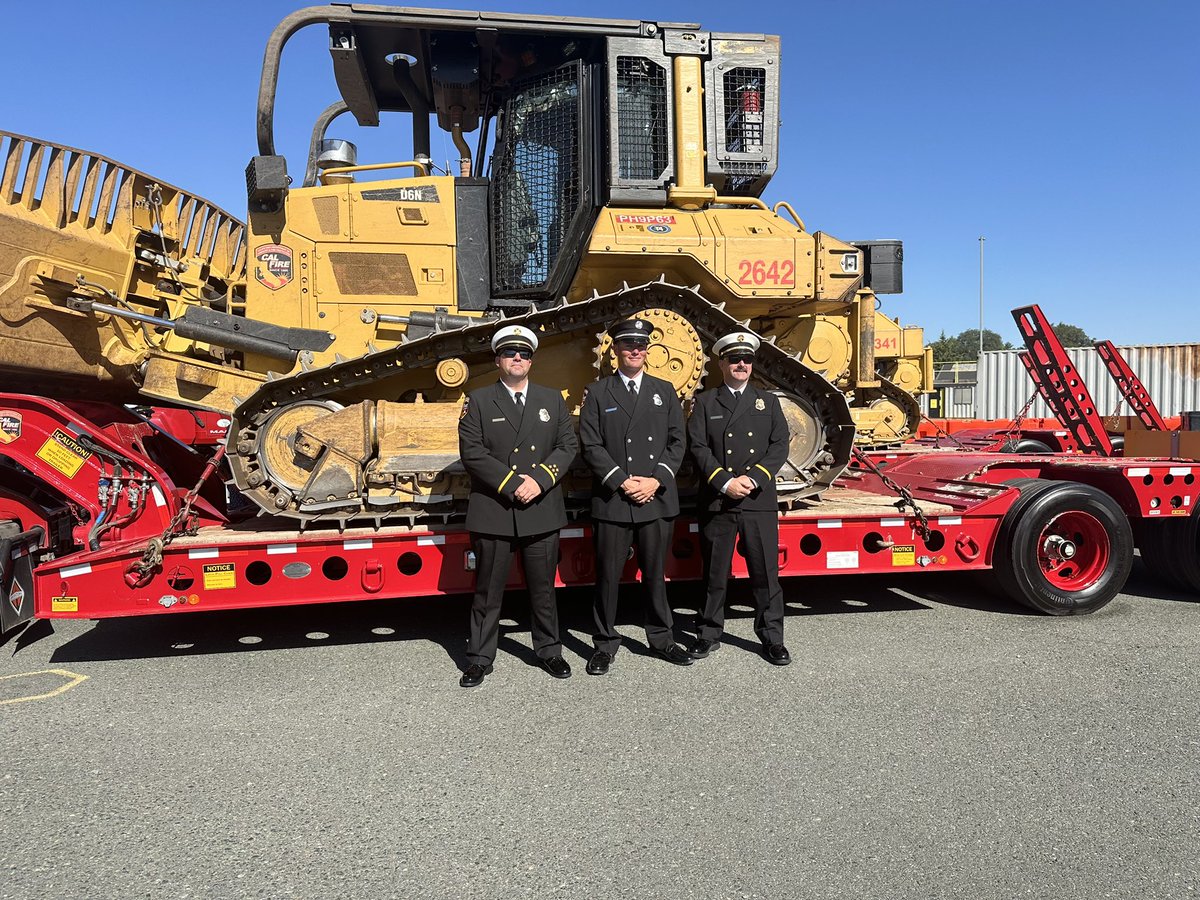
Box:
<box><xmin>722</xmin><ymin>67</ymin><xmax>769</xmax><ymax>193</ymax></box>
<box><xmin>616</xmin><ymin>56</ymin><xmax>668</xmax><ymax>181</ymax></box>
<box><xmin>491</xmin><ymin>65</ymin><xmax>583</xmax><ymax>294</ymax></box>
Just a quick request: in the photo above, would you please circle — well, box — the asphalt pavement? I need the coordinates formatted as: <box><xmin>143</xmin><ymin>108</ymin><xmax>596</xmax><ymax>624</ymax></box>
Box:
<box><xmin>2</xmin><ymin>557</ymin><xmax>1198</xmax><ymax>900</ymax></box>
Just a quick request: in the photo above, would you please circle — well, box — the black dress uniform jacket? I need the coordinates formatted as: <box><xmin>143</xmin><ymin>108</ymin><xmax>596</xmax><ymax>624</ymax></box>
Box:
<box><xmin>688</xmin><ymin>384</ymin><xmax>790</xmax><ymax>512</ymax></box>
<box><xmin>458</xmin><ymin>381</ymin><xmax>577</xmax><ymax>536</ymax></box>
<box><xmin>578</xmin><ymin>373</ymin><xmax>685</xmax><ymax>522</ymax></box>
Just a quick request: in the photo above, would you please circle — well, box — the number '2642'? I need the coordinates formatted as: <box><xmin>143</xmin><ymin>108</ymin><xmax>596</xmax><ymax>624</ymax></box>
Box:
<box><xmin>736</xmin><ymin>259</ymin><xmax>795</xmax><ymax>286</ymax></box>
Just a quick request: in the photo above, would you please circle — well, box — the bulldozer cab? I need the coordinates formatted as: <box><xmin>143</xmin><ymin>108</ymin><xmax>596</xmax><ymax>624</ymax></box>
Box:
<box><xmin>247</xmin><ymin>6</ymin><xmax>781</xmax><ymax>305</ymax></box>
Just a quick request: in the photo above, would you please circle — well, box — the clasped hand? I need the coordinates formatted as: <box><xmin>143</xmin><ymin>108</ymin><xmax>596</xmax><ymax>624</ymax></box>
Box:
<box><xmin>513</xmin><ymin>474</ymin><xmax>543</xmax><ymax>504</ymax></box>
<box><xmin>621</xmin><ymin>475</ymin><xmax>660</xmax><ymax>505</ymax></box>
<box><xmin>724</xmin><ymin>475</ymin><xmax>757</xmax><ymax>499</ymax></box>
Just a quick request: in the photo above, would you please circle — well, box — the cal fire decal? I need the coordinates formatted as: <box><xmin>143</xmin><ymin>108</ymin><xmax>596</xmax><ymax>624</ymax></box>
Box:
<box><xmin>0</xmin><ymin>411</ymin><xmax>21</xmax><ymax>444</ymax></box>
<box><xmin>254</xmin><ymin>243</ymin><xmax>294</xmax><ymax>291</ymax></box>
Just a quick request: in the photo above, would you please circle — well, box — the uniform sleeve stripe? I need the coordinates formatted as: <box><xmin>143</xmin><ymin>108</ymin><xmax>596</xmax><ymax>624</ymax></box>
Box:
<box><xmin>603</xmin><ymin>466</ymin><xmax>620</xmax><ymax>482</ymax></box>
<box><xmin>754</xmin><ymin>464</ymin><xmax>772</xmax><ymax>479</ymax></box>
<box><xmin>707</xmin><ymin>468</ymin><xmax>725</xmax><ymax>484</ymax></box>
<box><xmin>498</xmin><ymin>471</ymin><xmax>514</xmax><ymax>492</ymax></box>
<box><xmin>538</xmin><ymin>464</ymin><xmax>556</xmax><ymax>481</ymax></box>
<box><xmin>656</xmin><ymin>462</ymin><xmax>675</xmax><ymax>477</ymax></box>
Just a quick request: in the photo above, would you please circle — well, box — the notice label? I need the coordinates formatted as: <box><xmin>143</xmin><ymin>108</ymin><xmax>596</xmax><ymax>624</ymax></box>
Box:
<box><xmin>36</xmin><ymin>429</ymin><xmax>91</xmax><ymax>478</ymax></box>
<box><xmin>202</xmin><ymin>563</ymin><xmax>237</xmax><ymax>590</ymax></box>
<box><xmin>51</xmin><ymin>596</ymin><xmax>79</xmax><ymax>613</ymax></box>
<box><xmin>891</xmin><ymin>544</ymin><xmax>916</xmax><ymax>567</ymax></box>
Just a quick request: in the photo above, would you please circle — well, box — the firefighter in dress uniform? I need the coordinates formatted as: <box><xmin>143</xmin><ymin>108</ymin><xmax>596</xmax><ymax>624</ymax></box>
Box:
<box><xmin>686</xmin><ymin>331</ymin><xmax>792</xmax><ymax>666</ymax></box>
<box><xmin>578</xmin><ymin>317</ymin><xmax>693</xmax><ymax>674</ymax></box>
<box><xmin>456</xmin><ymin>325</ymin><xmax>578</xmax><ymax>688</ymax></box>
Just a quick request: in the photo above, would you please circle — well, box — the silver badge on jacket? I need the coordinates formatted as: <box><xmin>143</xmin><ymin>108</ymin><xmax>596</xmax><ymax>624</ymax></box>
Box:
<box><xmin>539</xmin><ymin>408</ymin><xmax>550</xmax><ymax>422</ymax></box>
<box><xmin>652</xmin><ymin>393</ymin><xmax>663</xmax><ymax>406</ymax></box>
<box><xmin>755</xmin><ymin>397</ymin><xmax>765</xmax><ymax>411</ymax></box>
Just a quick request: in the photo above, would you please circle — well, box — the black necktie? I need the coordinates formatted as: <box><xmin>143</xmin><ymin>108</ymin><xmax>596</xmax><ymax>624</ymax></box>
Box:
<box><xmin>628</xmin><ymin>381</ymin><xmax>637</xmax><ymax>399</ymax></box>
<box><xmin>514</xmin><ymin>391</ymin><xmax>524</xmax><ymax>410</ymax></box>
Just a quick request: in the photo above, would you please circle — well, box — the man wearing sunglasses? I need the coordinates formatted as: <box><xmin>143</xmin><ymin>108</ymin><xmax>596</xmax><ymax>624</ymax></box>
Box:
<box><xmin>456</xmin><ymin>325</ymin><xmax>578</xmax><ymax>688</ymax></box>
<box><xmin>578</xmin><ymin>317</ymin><xmax>691</xmax><ymax>674</ymax></box>
<box><xmin>686</xmin><ymin>331</ymin><xmax>792</xmax><ymax>666</ymax></box>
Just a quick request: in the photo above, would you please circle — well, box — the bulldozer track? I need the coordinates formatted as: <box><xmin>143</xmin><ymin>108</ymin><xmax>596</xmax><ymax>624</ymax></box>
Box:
<box><xmin>228</xmin><ymin>279</ymin><xmax>856</xmax><ymax>525</ymax></box>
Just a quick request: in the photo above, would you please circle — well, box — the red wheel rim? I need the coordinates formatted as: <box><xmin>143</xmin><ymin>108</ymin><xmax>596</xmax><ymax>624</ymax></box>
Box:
<box><xmin>1037</xmin><ymin>510</ymin><xmax>1110</xmax><ymax>591</ymax></box>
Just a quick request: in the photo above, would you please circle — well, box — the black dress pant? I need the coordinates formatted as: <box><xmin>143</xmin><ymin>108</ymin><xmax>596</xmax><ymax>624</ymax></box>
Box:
<box><xmin>697</xmin><ymin>509</ymin><xmax>785</xmax><ymax>645</ymax></box>
<box><xmin>592</xmin><ymin>517</ymin><xmax>674</xmax><ymax>654</ymax></box>
<box><xmin>467</xmin><ymin>530</ymin><xmax>561</xmax><ymax>666</ymax></box>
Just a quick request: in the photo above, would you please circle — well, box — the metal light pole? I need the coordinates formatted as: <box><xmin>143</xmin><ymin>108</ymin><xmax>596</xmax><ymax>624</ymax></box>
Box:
<box><xmin>978</xmin><ymin>236</ymin><xmax>985</xmax><ymax>360</ymax></box>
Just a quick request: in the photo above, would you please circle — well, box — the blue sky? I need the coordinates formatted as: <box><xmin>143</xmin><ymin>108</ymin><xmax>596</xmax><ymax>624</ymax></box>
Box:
<box><xmin>4</xmin><ymin>0</ymin><xmax>1197</xmax><ymax>345</ymax></box>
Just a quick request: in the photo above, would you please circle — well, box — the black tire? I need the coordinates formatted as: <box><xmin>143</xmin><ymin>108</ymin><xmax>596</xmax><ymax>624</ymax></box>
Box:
<box><xmin>992</xmin><ymin>480</ymin><xmax>1133</xmax><ymax>615</ymax></box>
<box><xmin>1162</xmin><ymin>511</ymin><xmax>1200</xmax><ymax>594</ymax></box>
<box><xmin>1134</xmin><ymin>519</ymin><xmax>1189</xmax><ymax>592</ymax></box>
<box><xmin>999</xmin><ymin>438</ymin><xmax>1054</xmax><ymax>454</ymax></box>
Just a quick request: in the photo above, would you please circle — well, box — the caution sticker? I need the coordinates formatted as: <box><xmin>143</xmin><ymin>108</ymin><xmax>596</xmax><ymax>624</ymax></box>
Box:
<box><xmin>202</xmin><ymin>562</ymin><xmax>236</xmax><ymax>590</ymax></box>
<box><xmin>51</xmin><ymin>596</ymin><xmax>79</xmax><ymax>613</ymax></box>
<box><xmin>36</xmin><ymin>430</ymin><xmax>91</xmax><ymax>478</ymax></box>
<box><xmin>891</xmin><ymin>544</ymin><xmax>916</xmax><ymax>567</ymax></box>
<box><xmin>0</xmin><ymin>411</ymin><xmax>21</xmax><ymax>444</ymax></box>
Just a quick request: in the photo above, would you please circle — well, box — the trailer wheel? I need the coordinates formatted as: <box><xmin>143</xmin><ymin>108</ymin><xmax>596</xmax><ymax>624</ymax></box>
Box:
<box><xmin>1135</xmin><ymin>519</ymin><xmax>1187</xmax><ymax>591</ymax></box>
<box><xmin>993</xmin><ymin>480</ymin><xmax>1133</xmax><ymax>614</ymax></box>
<box><xmin>1139</xmin><ymin>513</ymin><xmax>1200</xmax><ymax>595</ymax></box>
<box><xmin>999</xmin><ymin>438</ymin><xmax>1054</xmax><ymax>454</ymax></box>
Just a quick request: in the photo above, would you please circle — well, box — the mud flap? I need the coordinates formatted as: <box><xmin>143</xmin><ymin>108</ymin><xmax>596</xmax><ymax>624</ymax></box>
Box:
<box><xmin>0</xmin><ymin>524</ymin><xmax>43</xmax><ymax>634</ymax></box>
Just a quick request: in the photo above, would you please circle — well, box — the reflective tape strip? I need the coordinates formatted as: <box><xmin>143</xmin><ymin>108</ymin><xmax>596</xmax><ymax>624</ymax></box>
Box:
<box><xmin>937</xmin><ymin>516</ymin><xmax>962</xmax><ymax>525</ymax></box>
<box><xmin>1127</xmin><ymin>467</ymin><xmax>1151</xmax><ymax>477</ymax></box>
<box><xmin>60</xmin><ymin>564</ymin><xmax>92</xmax><ymax>578</ymax></box>
<box><xmin>560</xmin><ymin>528</ymin><xmax>585</xmax><ymax>539</ymax></box>
<box><xmin>344</xmin><ymin>539</ymin><xmax>373</xmax><ymax>550</ymax></box>
<box><xmin>688</xmin><ymin>523</ymin><xmax>699</xmax><ymax>533</ymax></box>
<box><xmin>416</xmin><ymin>535</ymin><xmax>445</xmax><ymax>546</ymax></box>
<box><xmin>188</xmin><ymin>548</ymin><xmax>219</xmax><ymax>560</ymax></box>
<box><xmin>151</xmin><ymin>486</ymin><xmax>167</xmax><ymax>508</ymax></box>
<box><xmin>498</xmin><ymin>471</ymin><xmax>514</xmax><ymax>492</ymax></box>
<box><xmin>880</xmin><ymin>517</ymin><xmax>906</xmax><ymax>527</ymax></box>
<box><xmin>267</xmin><ymin>544</ymin><xmax>297</xmax><ymax>556</ymax></box>
<box><xmin>1170</xmin><ymin>467</ymin><xmax>1192</xmax><ymax>476</ymax></box>
<box><xmin>817</xmin><ymin>519</ymin><xmax>841</xmax><ymax>529</ymax></box>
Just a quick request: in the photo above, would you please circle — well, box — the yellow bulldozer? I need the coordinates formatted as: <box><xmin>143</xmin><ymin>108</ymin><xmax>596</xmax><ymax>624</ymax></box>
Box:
<box><xmin>0</xmin><ymin>6</ymin><xmax>932</xmax><ymax>526</ymax></box>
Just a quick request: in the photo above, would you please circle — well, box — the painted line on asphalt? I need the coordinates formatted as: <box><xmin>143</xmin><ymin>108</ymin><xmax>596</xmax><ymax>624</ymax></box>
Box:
<box><xmin>0</xmin><ymin>669</ymin><xmax>89</xmax><ymax>706</ymax></box>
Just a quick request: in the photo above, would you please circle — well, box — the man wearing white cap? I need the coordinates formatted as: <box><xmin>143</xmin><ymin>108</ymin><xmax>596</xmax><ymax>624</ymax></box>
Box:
<box><xmin>578</xmin><ymin>316</ymin><xmax>692</xmax><ymax>674</ymax></box>
<box><xmin>686</xmin><ymin>330</ymin><xmax>792</xmax><ymax>666</ymax></box>
<box><xmin>456</xmin><ymin>324</ymin><xmax>578</xmax><ymax>688</ymax></box>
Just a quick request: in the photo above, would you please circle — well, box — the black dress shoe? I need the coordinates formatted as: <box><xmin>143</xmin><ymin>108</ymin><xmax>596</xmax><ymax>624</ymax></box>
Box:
<box><xmin>688</xmin><ymin>638</ymin><xmax>720</xmax><ymax>660</ymax></box>
<box><xmin>654</xmin><ymin>644</ymin><xmax>694</xmax><ymax>666</ymax></box>
<box><xmin>586</xmin><ymin>650</ymin><xmax>612</xmax><ymax>676</ymax></box>
<box><xmin>540</xmin><ymin>655</ymin><xmax>572</xmax><ymax>679</ymax></box>
<box><xmin>763</xmin><ymin>643</ymin><xmax>792</xmax><ymax>666</ymax></box>
<box><xmin>459</xmin><ymin>663</ymin><xmax>493</xmax><ymax>688</ymax></box>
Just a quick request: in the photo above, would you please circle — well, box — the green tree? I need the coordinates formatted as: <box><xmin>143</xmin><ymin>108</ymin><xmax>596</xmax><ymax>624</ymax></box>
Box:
<box><xmin>1051</xmin><ymin>322</ymin><xmax>1093</xmax><ymax>347</ymax></box>
<box><xmin>929</xmin><ymin>328</ymin><xmax>1013</xmax><ymax>362</ymax></box>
